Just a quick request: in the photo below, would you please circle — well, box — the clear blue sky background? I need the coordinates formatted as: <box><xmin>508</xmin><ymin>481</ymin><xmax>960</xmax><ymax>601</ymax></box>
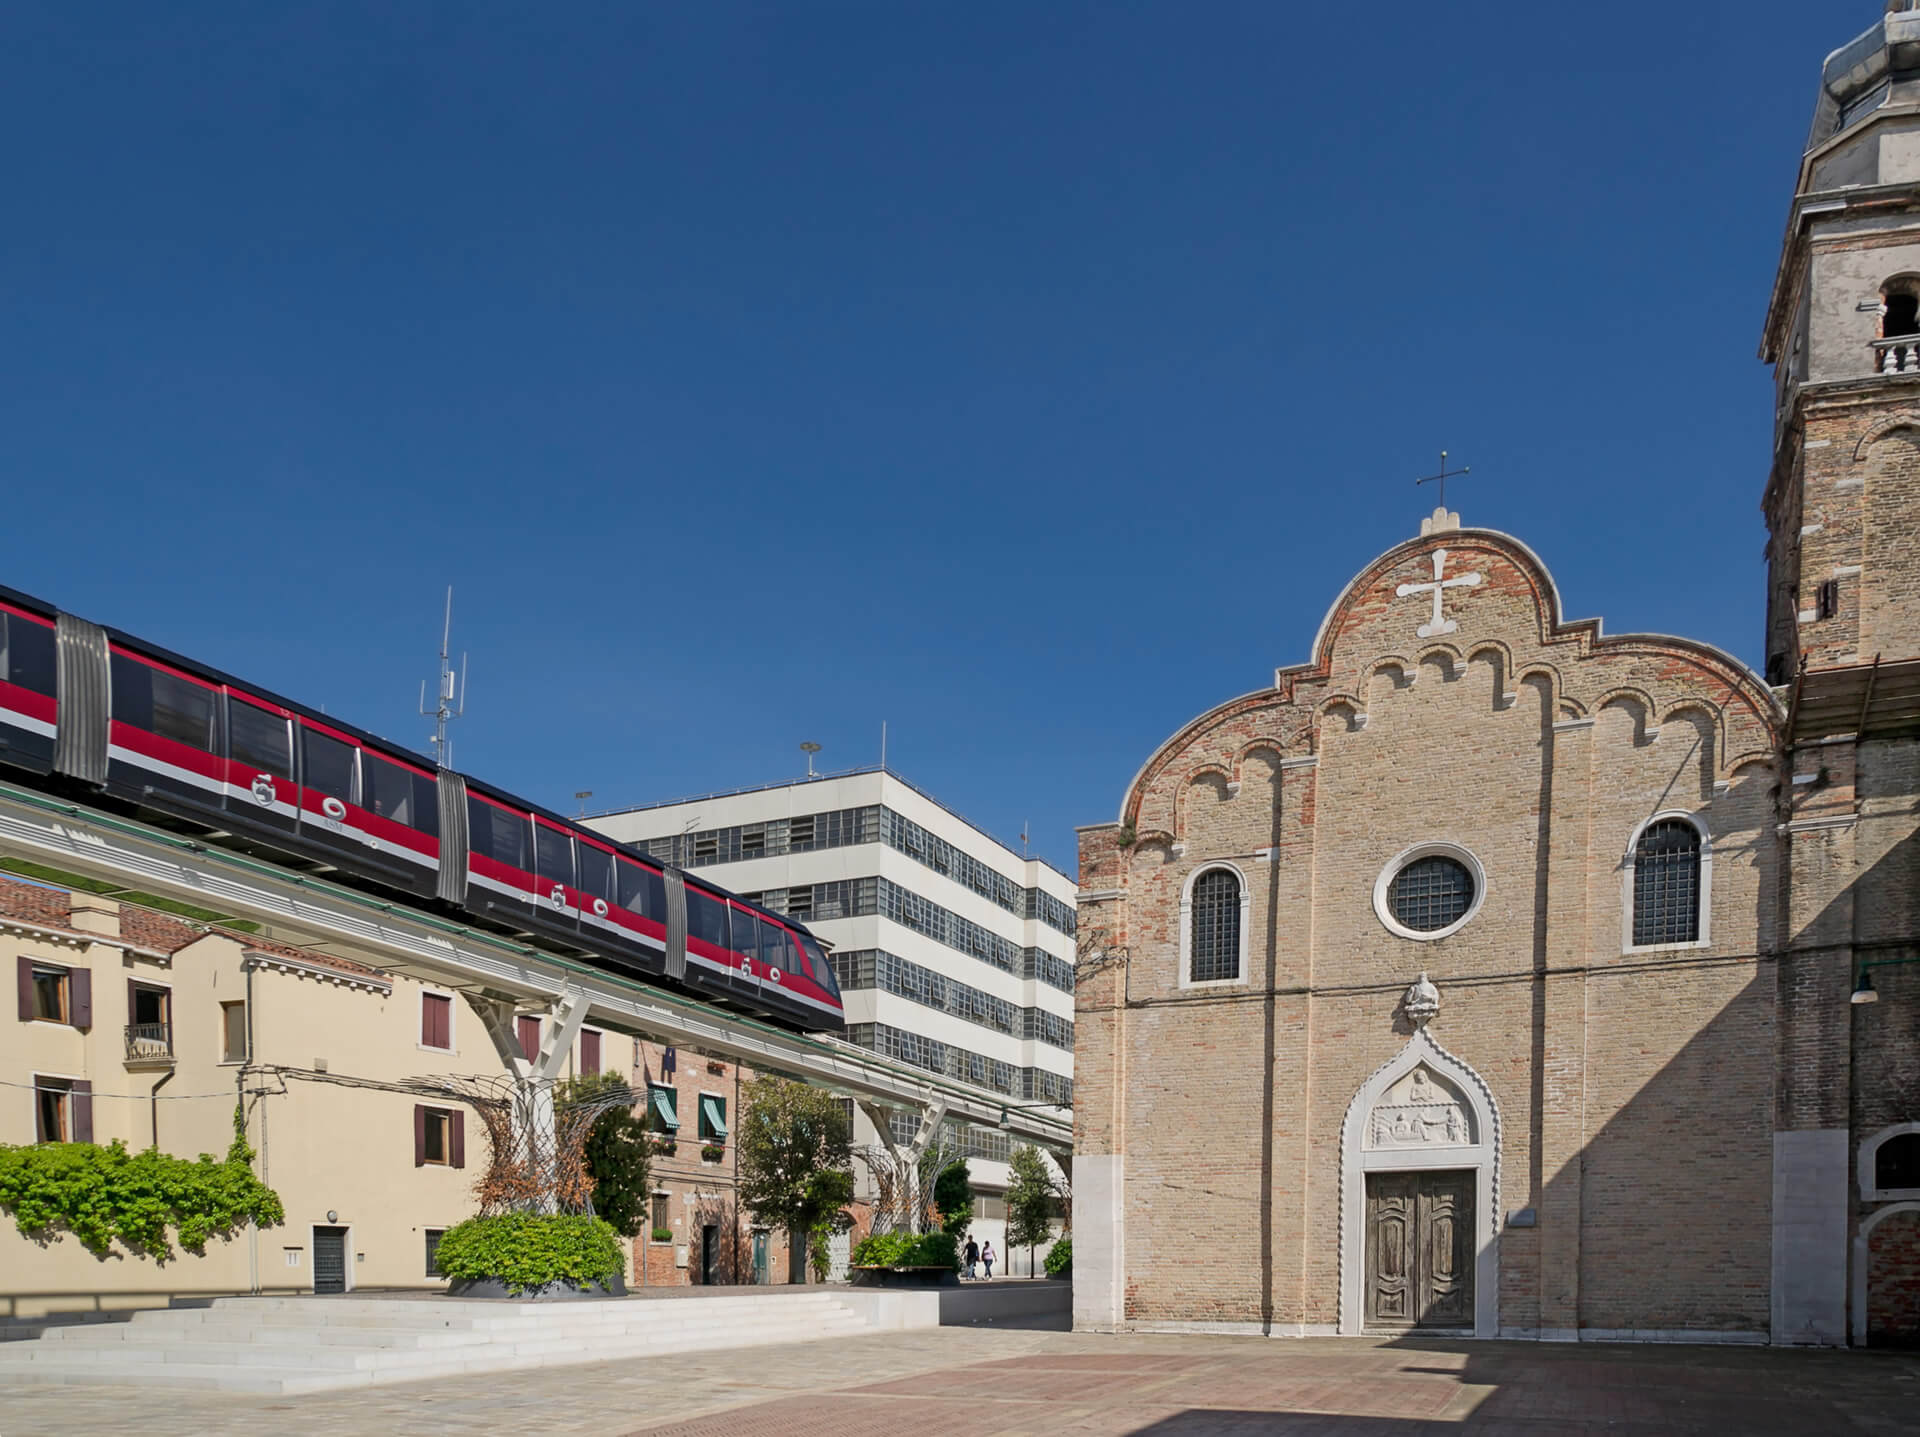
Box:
<box><xmin>0</xmin><ymin>3</ymin><xmax>1852</xmax><ymax>872</ymax></box>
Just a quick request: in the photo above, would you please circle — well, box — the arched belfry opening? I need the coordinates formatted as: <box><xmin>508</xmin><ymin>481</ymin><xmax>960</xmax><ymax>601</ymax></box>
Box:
<box><xmin>1338</xmin><ymin>986</ymin><xmax>1501</xmax><ymax>1338</ymax></box>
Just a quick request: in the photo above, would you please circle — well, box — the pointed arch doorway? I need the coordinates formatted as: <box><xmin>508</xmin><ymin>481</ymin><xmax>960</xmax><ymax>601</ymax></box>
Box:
<box><xmin>1338</xmin><ymin>1028</ymin><xmax>1501</xmax><ymax>1336</ymax></box>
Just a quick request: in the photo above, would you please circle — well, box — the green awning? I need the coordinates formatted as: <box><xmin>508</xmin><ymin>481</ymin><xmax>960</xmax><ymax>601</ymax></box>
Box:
<box><xmin>649</xmin><ymin>1087</ymin><xmax>679</xmax><ymax>1131</ymax></box>
<box><xmin>699</xmin><ymin>1094</ymin><xmax>728</xmax><ymax>1138</ymax></box>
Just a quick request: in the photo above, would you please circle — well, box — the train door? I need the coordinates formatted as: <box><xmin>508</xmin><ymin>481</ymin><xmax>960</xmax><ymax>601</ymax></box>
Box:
<box><xmin>221</xmin><ymin>692</ymin><xmax>300</xmax><ymax>848</ymax></box>
<box><xmin>104</xmin><ymin>648</ymin><xmax>225</xmax><ymax>820</ymax></box>
<box><xmin>294</xmin><ymin>720</ymin><xmax>441</xmax><ymax>899</ymax></box>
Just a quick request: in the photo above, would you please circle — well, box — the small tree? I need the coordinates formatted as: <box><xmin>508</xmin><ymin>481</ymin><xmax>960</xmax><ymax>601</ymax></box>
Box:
<box><xmin>556</xmin><ymin>1073</ymin><xmax>652</xmax><ymax>1239</ymax></box>
<box><xmin>736</xmin><ymin>1076</ymin><xmax>853</xmax><ymax>1283</ymax></box>
<box><xmin>1005</xmin><ymin>1144</ymin><xmax>1058</xmax><ymax>1278</ymax></box>
<box><xmin>933</xmin><ymin>1159</ymin><xmax>974</xmax><ymax>1239</ymax></box>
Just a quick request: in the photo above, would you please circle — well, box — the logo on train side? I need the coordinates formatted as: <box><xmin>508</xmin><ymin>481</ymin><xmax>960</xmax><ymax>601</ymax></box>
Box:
<box><xmin>549</xmin><ymin>884</ymin><xmax>567</xmax><ymax>908</ymax></box>
<box><xmin>321</xmin><ymin>796</ymin><xmax>347</xmax><ymax>822</ymax></box>
<box><xmin>250</xmin><ymin>774</ymin><xmax>276</xmax><ymax>806</ymax></box>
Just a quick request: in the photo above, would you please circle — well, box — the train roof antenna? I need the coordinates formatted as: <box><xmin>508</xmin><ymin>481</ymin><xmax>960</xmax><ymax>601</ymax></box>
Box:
<box><xmin>419</xmin><ymin>586</ymin><xmax>467</xmax><ymax>770</ymax></box>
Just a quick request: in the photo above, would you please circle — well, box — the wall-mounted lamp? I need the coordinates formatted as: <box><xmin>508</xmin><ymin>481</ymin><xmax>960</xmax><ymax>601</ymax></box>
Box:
<box><xmin>1851</xmin><ymin>972</ymin><xmax>1879</xmax><ymax>1005</ymax></box>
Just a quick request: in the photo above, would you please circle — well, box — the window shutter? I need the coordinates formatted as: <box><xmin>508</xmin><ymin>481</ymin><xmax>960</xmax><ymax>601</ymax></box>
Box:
<box><xmin>16</xmin><ymin>955</ymin><xmax>31</xmax><ymax>1021</ymax></box>
<box><xmin>70</xmin><ymin>968</ymin><xmax>92</xmax><ymax>1029</ymax></box>
<box><xmin>451</xmin><ymin>1109</ymin><xmax>466</xmax><ymax>1169</ymax></box>
<box><xmin>517</xmin><ymin>1015</ymin><xmax>539</xmax><ymax>1063</ymax></box>
<box><xmin>71</xmin><ymin>1080</ymin><xmax>93</xmax><ymax>1144</ymax></box>
<box><xmin>581</xmin><ymin>1029</ymin><xmax>600</xmax><ymax>1075</ymax></box>
<box><xmin>413</xmin><ymin>1104</ymin><xmax>427</xmax><ymax>1166</ymax></box>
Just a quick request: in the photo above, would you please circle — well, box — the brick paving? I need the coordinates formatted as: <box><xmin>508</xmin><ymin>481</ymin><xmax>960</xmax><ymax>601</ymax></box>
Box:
<box><xmin>2</xmin><ymin>1328</ymin><xmax>1917</xmax><ymax>1436</ymax></box>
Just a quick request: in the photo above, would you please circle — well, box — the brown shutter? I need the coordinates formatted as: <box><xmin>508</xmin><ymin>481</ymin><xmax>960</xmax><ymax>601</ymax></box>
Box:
<box><xmin>413</xmin><ymin>1104</ymin><xmax>427</xmax><ymax>1166</ymax></box>
<box><xmin>517</xmin><ymin>1015</ymin><xmax>539</xmax><ymax>1062</ymax></box>
<box><xmin>450</xmin><ymin>1109</ymin><xmax>465</xmax><ymax>1169</ymax></box>
<box><xmin>70</xmin><ymin>967</ymin><xmax>92</xmax><ymax>1029</ymax></box>
<box><xmin>17</xmin><ymin>955</ymin><xmax>31</xmax><ymax>1021</ymax></box>
<box><xmin>70</xmin><ymin>1080</ymin><xmax>92</xmax><ymax>1144</ymax></box>
<box><xmin>581</xmin><ymin>1029</ymin><xmax>600</xmax><ymax>1075</ymax></box>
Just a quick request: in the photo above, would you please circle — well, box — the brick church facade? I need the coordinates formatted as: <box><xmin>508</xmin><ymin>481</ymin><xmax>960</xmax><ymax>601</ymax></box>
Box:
<box><xmin>1073</xmin><ymin>5</ymin><xmax>1920</xmax><ymax>1347</ymax></box>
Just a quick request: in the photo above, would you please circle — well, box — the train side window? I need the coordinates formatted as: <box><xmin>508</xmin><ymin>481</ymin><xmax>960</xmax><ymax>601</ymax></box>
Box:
<box><xmin>616</xmin><ymin>858</ymin><xmax>664</xmax><ymax>920</ymax></box>
<box><xmin>687</xmin><ymin>889</ymin><xmax>729</xmax><ymax>949</ymax></box>
<box><xmin>229</xmin><ymin>700</ymin><xmax>292</xmax><ymax>779</ymax></box>
<box><xmin>534</xmin><ymin>824</ymin><xmax>575</xmax><ymax>890</ymax></box>
<box><xmin>799</xmin><ymin>936</ymin><xmax>836</xmax><ymax>993</ymax></box>
<box><xmin>0</xmin><ymin>614</ymin><xmax>56</xmax><ymax>696</ymax></box>
<box><xmin>730</xmin><ymin>908</ymin><xmax>766</xmax><ymax>965</ymax></box>
<box><xmin>576</xmin><ymin>842</ymin><xmax>612</xmax><ymax>902</ymax></box>
<box><xmin>111</xmin><ymin>654</ymin><xmax>215</xmax><ymax>751</ymax></box>
<box><xmin>301</xmin><ymin>727</ymin><xmax>358</xmax><ymax>805</ymax></box>
<box><xmin>770</xmin><ymin>927</ymin><xmax>803</xmax><ymax>979</ymax></box>
<box><xmin>467</xmin><ymin>796</ymin><xmax>532</xmax><ymax>871</ymax></box>
<box><xmin>362</xmin><ymin>751</ymin><xmax>438</xmax><ymax>833</ymax></box>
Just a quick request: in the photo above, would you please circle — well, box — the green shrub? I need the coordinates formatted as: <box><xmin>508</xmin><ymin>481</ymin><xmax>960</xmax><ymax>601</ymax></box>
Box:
<box><xmin>650</xmin><ymin>1226</ymin><xmax>673</xmax><ymax>1243</ymax></box>
<box><xmin>0</xmin><ymin>1125</ymin><xmax>283</xmax><ymax>1263</ymax></box>
<box><xmin>700</xmin><ymin>1144</ymin><xmax>725</xmax><ymax>1163</ymax></box>
<box><xmin>851</xmin><ymin>1229</ymin><xmax>959</xmax><ymax>1271</ymax></box>
<box><xmin>1044</xmin><ymin>1236</ymin><xmax>1072</xmax><ymax>1278</ymax></box>
<box><xmin>433</xmin><ymin>1213</ymin><xmax>625</xmax><ymax>1293</ymax></box>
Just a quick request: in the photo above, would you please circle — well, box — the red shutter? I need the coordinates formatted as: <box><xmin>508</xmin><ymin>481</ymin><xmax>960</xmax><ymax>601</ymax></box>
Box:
<box><xmin>451</xmin><ymin>1109</ymin><xmax>466</xmax><ymax>1169</ymax></box>
<box><xmin>413</xmin><ymin>1104</ymin><xmax>427</xmax><ymax>1166</ymax></box>
<box><xmin>70</xmin><ymin>968</ymin><xmax>92</xmax><ymax>1029</ymax></box>
<box><xmin>16</xmin><ymin>956</ymin><xmax>31</xmax><ymax>1021</ymax></box>
<box><xmin>70</xmin><ymin>1081</ymin><xmax>93</xmax><ymax>1144</ymax></box>
<box><xmin>517</xmin><ymin>1015</ymin><xmax>539</xmax><ymax>1062</ymax></box>
<box><xmin>581</xmin><ymin>1030</ymin><xmax>600</xmax><ymax>1076</ymax></box>
<box><xmin>422</xmin><ymin>994</ymin><xmax>449</xmax><ymax>1049</ymax></box>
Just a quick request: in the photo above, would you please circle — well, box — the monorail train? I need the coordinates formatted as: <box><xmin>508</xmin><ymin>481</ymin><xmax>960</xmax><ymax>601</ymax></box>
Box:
<box><xmin>0</xmin><ymin>584</ymin><xmax>843</xmax><ymax>1034</ymax></box>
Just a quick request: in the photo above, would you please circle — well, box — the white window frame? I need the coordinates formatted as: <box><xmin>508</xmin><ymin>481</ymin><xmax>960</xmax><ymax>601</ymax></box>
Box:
<box><xmin>1860</xmin><ymin>1122</ymin><xmax>1920</xmax><ymax>1202</ymax></box>
<box><xmin>1179</xmin><ymin>861</ymin><xmax>1251</xmax><ymax>989</ymax></box>
<box><xmin>25</xmin><ymin>959</ymin><xmax>74</xmax><ymax>1026</ymax></box>
<box><xmin>650</xmin><ymin>1189</ymin><xmax>673</xmax><ymax>1241</ymax></box>
<box><xmin>1619</xmin><ymin>811</ymin><xmax>1712</xmax><ymax>954</ymax></box>
<box><xmin>1373</xmin><ymin>842</ymin><xmax>1487</xmax><ymax>943</ymax></box>
<box><xmin>417</xmin><ymin>986</ymin><xmax>456</xmax><ymax>1054</ymax></box>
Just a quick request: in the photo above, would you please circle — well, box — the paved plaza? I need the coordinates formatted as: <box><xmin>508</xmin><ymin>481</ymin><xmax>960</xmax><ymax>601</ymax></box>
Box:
<box><xmin>4</xmin><ymin>1326</ymin><xmax>1918</xmax><ymax>1436</ymax></box>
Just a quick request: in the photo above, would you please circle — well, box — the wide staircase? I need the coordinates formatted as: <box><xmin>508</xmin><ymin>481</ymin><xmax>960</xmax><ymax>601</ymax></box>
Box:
<box><xmin>0</xmin><ymin>1289</ymin><xmax>879</xmax><ymax>1394</ymax></box>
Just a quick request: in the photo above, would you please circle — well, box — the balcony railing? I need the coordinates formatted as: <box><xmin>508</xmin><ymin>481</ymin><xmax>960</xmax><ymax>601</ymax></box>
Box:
<box><xmin>1873</xmin><ymin>336</ymin><xmax>1920</xmax><ymax>373</ymax></box>
<box><xmin>124</xmin><ymin>1023</ymin><xmax>174</xmax><ymax>1065</ymax></box>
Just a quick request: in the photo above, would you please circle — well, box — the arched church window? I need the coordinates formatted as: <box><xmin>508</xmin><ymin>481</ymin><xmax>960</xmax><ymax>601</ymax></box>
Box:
<box><xmin>1632</xmin><ymin>819</ymin><xmax>1701</xmax><ymax>946</ymax></box>
<box><xmin>1189</xmin><ymin>868</ymin><xmax>1242</xmax><ymax>983</ymax></box>
<box><xmin>1878</xmin><ymin>1133</ymin><xmax>1920</xmax><ymax>1193</ymax></box>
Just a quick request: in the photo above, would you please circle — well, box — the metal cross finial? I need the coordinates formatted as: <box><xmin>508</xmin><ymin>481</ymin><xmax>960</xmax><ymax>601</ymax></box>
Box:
<box><xmin>1415</xmin><ymin>451</ymin><xmax>1470</xmax><ymax>512</ymax></box>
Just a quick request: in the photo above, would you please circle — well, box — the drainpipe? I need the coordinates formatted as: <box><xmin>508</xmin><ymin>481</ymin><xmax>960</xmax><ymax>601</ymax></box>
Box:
<box><xmin>148</xmin><ymin>1067</ymin><xmax>173</xmax><ymax>1149</ymax></box>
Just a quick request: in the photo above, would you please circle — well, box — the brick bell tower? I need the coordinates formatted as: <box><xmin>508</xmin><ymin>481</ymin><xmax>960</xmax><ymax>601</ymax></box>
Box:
<box><xmin>1761</xmin><ymin>2</ymin><xmax>1920</xmax><ymax>1350</ymax></box>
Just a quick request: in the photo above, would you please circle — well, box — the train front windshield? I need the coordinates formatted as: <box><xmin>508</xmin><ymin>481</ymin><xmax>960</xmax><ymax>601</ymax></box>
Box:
<box><xmin>800</xmin><ymin>935</ymin><xmax>839</xmax><ymax>997</ymax></box>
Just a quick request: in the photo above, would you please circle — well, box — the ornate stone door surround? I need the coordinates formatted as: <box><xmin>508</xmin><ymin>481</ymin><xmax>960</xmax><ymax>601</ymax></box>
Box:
<box><xmin>1339</xmin><ymin>1024</ymin><xmax>1501</xmax><ymax>1337</ymax></box>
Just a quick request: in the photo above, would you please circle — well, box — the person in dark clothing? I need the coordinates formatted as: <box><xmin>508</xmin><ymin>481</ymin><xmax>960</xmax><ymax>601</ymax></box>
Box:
<box><xmin>964</xmin><ymin>1237</ymin><xmax>980</xmax><ymax>1279</ymax></box>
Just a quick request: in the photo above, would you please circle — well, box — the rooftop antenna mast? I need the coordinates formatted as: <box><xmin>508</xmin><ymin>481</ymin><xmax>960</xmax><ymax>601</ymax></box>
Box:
<box><xmin>419</xmin><ymin>587</ymin><xmax>468</xmax><ymax>770</ymax></box>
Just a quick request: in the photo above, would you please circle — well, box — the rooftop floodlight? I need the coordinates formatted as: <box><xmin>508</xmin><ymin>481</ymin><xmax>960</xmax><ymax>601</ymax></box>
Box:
<box><xmin>1852</xmin><ymin>971</ymin><xmax>1880</xmax><ymax>1005</ymax></box>
<box><xmin>800</xmin><ymin>741</ymin><xmax>822</xmax><ymax>778</ymax></box>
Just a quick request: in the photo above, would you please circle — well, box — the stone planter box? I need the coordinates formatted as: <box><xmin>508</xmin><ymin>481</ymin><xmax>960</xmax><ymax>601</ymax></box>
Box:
<box><xmin>445</xmin><ymin>1273</ymin><xmax>628</xmax><ymax>1301</ymax></box>
<box><xmin>850</xmin><ymin>1264</ymin><xmax>958</xmax><ymax>1288</ymax></box>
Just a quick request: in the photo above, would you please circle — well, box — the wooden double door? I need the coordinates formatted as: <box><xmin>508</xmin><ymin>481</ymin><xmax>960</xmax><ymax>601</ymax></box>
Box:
<box><xmin>1365</xmin><ymin>1170</ymin><xmax>1473</xmax><ymax>1330</ymax></box>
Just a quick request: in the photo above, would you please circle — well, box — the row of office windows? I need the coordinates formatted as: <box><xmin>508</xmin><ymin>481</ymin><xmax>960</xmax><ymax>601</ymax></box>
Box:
<box><xmin>829</xmin><ymin>948</ymin><xmax>1074</xmax><ymax>1051</ymax></box>
<box><xmin>884</xmin><ymin>1109</ymin><xmax>1014</xmax><ymax>1166</ymax></box>
<box><xmin>846</xmin><ymin>1022</ymin><xmax>1072</xmax><ymax>1106</ymax></box>
<box><xmin>744</xmin><ymin>877</ymin><xmax>1074</xmax><ymax>995</ymax></box>
<box><xmin>648</xmin><ymin>804</ymin><xmax>1075</xmax><ymax>937</ymax></box>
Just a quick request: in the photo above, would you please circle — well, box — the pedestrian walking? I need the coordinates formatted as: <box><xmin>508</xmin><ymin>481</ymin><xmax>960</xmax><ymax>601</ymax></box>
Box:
<box><xmin>964</xmin><ymin>1237</ymin><xmax>980</xmax><ymax>1279</ymax></box>
<box><xmin>981</xmin><ymin>1240</ymin><xmax>995</xmax><ymax>1279</ymax></box>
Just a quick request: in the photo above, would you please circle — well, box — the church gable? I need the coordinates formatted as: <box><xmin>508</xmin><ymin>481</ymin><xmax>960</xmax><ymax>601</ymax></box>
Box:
<box><xmin>1117</xmin><ymin>522</ymin><xmax>1780</xmax><ymax>847</ymax></box>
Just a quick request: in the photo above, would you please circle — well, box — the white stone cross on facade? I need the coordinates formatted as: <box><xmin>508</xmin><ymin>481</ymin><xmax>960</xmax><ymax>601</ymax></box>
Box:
<box><xmin>1396</xmin><ymin>547</ymin><xmax>1482</xmax><ymax>638</ymax></box>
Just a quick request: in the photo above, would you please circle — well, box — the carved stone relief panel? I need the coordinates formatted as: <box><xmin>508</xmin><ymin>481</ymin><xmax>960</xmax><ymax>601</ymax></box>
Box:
<box><xmin>1364</xmin><ymin>1065</ymin><xmax>1475</xmax><ymax>1150</ymax></box>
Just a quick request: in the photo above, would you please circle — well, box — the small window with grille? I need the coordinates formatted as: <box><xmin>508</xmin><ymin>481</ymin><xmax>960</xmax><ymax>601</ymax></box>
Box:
<box><xmin>1816</xmin><ymin>579</ymin><xmax>1840</xmax><ymax>621</ymax></box>
<box><xmin>1631</xmin><ymin>818</ymin><xmax>1702</xmax><ymax>947</ymax></box>
<box><xmin>1187</xmin><ymin>868</ymin><xmax>1243</xmax><ymax>983</ymax></box>
<box><xmin>1388</xmin><ymin>856</ymin><xmax>1476</xmax><ymax>934</ymax></box>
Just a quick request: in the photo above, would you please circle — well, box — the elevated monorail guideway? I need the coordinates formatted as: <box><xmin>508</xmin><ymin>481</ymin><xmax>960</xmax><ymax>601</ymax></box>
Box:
<box><xmin>0</xmin><ymin>779</ymin><xmax>1071</xmax><ymax>1150</ymax></box>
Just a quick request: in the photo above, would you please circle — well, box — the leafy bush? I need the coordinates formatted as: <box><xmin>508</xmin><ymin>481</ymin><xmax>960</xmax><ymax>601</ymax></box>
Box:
<box><xmin>933</xmin><ymin>1161</ymin><xmax>973</xmax><ymax>1238</ymax></box>
<box><xmin>851</xmin><ymin>1229</ymin><xmax>959</xmax><ymax>1271</ymax></box>
<box><xmin>433</xmin><ymin>1213</ymin><xmax>625</xmax><ymax>1293</ymax></box>
<box><xmin>650</xmin><ymin>1226</ymin><xmax>673</xmax><ymax>1243</ymax></box>
<box><xmin>0</xmin><ymin>1111</ymin><xmax>283</xmax><ymax>1263</ymax></box>
<box><xmin>700</xmin><ymin>1144</ymin><xmax>725</xmax><ymax>1163</ymax></box>
<box><xmin>1044</xmin><ymin>1236</ymin><xmax>1072</xmax><ymax>1278</ymax></box>
<box><xmin>556</xmin><ymin>1073</ymin><xmax>651</xmax><ymax>1240</ymax></box>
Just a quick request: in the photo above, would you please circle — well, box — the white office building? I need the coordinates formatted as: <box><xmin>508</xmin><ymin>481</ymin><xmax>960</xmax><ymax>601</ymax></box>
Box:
<box><xmin>585</xmin><ymin>767</ymin><xmax>1075</xmax><ymax>1269</ymax></box>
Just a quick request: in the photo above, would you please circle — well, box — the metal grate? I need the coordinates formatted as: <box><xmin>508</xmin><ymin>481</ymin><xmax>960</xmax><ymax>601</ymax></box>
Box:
<box><xmin>1389</xmin><ymin>856</ymin><xmax>1474</xmax><ymax>933</ymax></box>
<box><xmin>1632</xmin><ymin>820</ymin><xmax>1700</xmax><ymax>946</ymax></box>
<box><xmin>1190</xmin><ymin>869</ymin><xmax>1242</xmax><ymax>981</ymax></box>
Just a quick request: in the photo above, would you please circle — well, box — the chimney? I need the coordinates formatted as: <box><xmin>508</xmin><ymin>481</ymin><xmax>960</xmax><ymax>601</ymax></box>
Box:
<box><xmin>67</xmin><ymin>892</ymin><xmax>121</xmax><ymax>939</ymax></box>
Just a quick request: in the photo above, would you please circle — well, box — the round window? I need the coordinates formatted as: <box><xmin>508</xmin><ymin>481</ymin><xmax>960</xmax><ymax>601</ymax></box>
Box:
<box><xmin>1373</xmin><ymin>844</ymin><xmax>1485</xmax><ymax>941</ymax></box>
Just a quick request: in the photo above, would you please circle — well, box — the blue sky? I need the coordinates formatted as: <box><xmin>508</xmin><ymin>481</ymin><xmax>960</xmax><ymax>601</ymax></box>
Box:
<box><xmin>0</xmin><ymin>3</ymin><xmax>1852</xmax><ymax>871</ymax></box>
